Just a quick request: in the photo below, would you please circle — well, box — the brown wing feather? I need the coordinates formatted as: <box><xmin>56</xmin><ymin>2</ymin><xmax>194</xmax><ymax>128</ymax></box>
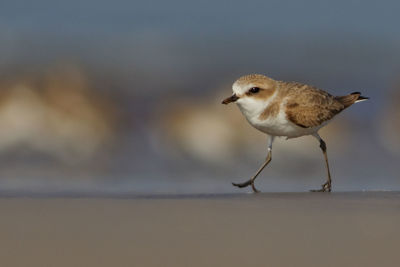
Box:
<box><xmin>283</xmin><ymin>82</ymin><xmax>345</xmax><ymax>128</ymax></box>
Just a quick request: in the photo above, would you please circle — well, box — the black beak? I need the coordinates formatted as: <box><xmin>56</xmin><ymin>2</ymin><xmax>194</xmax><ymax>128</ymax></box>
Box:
<box><xmin>222</xmin><ymin>94</ymin><xmax>239</xmax><ymax>104</ymax></box>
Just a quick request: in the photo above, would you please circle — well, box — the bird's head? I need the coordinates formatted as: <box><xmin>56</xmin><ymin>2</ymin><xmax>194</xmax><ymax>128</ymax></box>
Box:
<box><xmin>222</xmin><ymin>74</ymin><xmax>277</xmax><ymax>117</ymax></box>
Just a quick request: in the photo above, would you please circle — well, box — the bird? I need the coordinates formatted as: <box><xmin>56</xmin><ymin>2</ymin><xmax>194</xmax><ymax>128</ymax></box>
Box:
<box><xmin>222</xmin><ymin>74</ymin><xmax>368</xmax><ymax>192</ymax></box>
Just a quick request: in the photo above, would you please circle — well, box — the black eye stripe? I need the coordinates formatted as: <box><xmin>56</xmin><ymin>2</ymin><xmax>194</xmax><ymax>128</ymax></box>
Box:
<box><xmin>249</xmin><ymin>87</ymin><xmax>260</xmax><ymax>93</ymax></box>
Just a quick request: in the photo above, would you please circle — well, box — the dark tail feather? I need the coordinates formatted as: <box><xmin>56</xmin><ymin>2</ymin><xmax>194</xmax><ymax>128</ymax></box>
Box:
<box><xmin>335</xmin><ymin>92</ymin><xmax>369</xmax><ymax>108</ymax></box>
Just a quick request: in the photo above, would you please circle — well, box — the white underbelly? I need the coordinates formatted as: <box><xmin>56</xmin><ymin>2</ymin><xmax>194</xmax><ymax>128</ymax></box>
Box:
<box><xmin>248</xmin><ymin>112</ymin><xmax>323</xmax><ymax>138</ymax></box>
<box><xmin>237</xmin><ymin>100</ymin><xmax>327</xmax><ymax>138</ymax></box>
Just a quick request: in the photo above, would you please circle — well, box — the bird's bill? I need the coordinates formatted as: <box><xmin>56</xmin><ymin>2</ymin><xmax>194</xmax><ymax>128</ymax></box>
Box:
<box><xmin>222</xmin><ymin>94</ymin><xmax>239</xmax><ymax>104</ymax></box>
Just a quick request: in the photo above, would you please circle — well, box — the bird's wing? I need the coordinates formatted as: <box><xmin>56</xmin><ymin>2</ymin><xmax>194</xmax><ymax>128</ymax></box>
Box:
<box><xmin>283</xmin><ymin>82</ymin><xmax>345</xmax><ymax>128</ymax></box>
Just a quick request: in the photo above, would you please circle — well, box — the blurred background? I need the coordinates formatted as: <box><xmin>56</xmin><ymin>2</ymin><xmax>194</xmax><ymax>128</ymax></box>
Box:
<box><xmin>0</xmin><ymin>0</ymin><xmax>399</xmax><ymax>194</ymax></box>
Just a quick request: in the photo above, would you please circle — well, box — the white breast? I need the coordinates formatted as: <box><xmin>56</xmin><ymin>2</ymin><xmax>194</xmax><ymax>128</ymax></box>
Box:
<box><xmin>238</xmin><ymin>98</ymin><xmax>322</xmax><ymax>138</ymax></box>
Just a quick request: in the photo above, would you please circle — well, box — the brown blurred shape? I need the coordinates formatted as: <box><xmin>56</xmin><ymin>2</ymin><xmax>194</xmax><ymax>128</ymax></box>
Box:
<box><xmin>379</xmin><ymin>87</ymin><xmax>400</xmax><ymax>155</ymax></box>
<box><xmin>0</xmin><ymin>65</ymin><xmax>116</xmax><ymax>164</ymax></box>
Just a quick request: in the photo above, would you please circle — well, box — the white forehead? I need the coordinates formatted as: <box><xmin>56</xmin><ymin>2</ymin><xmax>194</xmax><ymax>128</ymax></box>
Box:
<box><xmin>232</xmin><ymin>81</ymin><xmax>254</xmax><ymax>95</ymax></box>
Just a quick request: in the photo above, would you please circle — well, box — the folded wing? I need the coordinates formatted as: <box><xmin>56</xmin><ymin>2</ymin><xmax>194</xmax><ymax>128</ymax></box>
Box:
<box><xmin>283</xmin><ymin>82</ymin><xmax>360</xmax><ymax>128</ymax></box>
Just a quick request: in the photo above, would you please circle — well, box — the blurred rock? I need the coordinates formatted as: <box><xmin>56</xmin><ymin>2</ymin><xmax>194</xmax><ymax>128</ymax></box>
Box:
<box><xmin>379</xmin><ymin>88</ymin><xmax>400</xmax><ymax>155</ymax></box>
<box><xmin>0</xmin><ymin>66</ymin><xmax>115</xmax><ymax>164</ymax></box>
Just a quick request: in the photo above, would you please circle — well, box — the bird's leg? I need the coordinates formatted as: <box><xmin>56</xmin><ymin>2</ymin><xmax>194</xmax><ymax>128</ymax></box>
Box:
<box><xmin>311</xmin><ymin>134</ymin><xmax>332</xmax><ymax>192</ymax></box>
<box><xmin>232</xmin><ymin>136</ymin><xmax>274</xmax><ymax>193</ymax></box>
<box><xmin>232</xmin><ymin>151</ymin><xmax>271</xmax><ymax>192</ymax></box>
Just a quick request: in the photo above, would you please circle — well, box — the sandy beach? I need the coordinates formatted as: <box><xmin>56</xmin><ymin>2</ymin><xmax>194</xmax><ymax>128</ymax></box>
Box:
<box><xmin>0</xmin><ymin>192</ymin><xmax>399</xmax><ymax>267</ymax></box>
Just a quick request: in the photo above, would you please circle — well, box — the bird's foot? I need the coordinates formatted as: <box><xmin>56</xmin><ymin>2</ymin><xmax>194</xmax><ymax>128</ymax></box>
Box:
<box><xmin>310</xmin><ymin>181</ymin><xmax>331</xmax><ymax>192</ymax></box>
<box><xmin>232</xmin><ymin>180</ymin><xmax>260</xmax><ymax>193</ymax></box>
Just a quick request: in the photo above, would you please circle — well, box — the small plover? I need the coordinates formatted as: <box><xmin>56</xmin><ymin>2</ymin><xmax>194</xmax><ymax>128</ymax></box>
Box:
<box><xmin>222</xmin><ymin>74</ymin><xmax>368</xmax><ymax>192</ymax></box>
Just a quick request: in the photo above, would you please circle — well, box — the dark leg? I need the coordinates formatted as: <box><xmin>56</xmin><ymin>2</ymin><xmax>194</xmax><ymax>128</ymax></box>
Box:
<box><xmin>232</xmin><ymin>150</ymin><xmax>272</xmax><ymax>193</ymax></box>
<box><xmin>232</xmin><ymin>136</ymin><xmax>274</xmax><ymax>193</ymax></box>
<box><xmin>311</xmin><ymin>134</ymin><xmax>332</xmax><ymax>192</ymax></box>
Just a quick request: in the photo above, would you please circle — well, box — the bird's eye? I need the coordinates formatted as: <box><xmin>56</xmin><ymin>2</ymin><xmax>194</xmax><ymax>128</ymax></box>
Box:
<box><xmin>249</xmin><ymin>87</ymin><xmax>260</xmax><ymax>93</ymax></box>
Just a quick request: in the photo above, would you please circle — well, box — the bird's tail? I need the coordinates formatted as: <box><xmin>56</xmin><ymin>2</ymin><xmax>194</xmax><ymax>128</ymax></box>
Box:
<box><xmin>335</xmin><ymin>92</ymin><xmax>369</xmax><ymax>108</ymax></box>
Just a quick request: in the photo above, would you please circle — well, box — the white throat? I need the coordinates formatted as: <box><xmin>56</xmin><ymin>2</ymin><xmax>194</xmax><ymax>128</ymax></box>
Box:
<box><xmin>236</xmin><ymin>97</ymin><xmax>266</xmax><ymax>119</ymax></box>
<box><xmin>237</xmin><ymin>90</ymin><xmax>278</xmax><ymax>120</ymax></box>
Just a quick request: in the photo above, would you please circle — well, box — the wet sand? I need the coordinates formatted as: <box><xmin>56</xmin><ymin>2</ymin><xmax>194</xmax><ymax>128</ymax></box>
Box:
<box><xmin>0</xmin><ymin>192</ymin><xmax>399</xmax><ymax>267</ymax></box>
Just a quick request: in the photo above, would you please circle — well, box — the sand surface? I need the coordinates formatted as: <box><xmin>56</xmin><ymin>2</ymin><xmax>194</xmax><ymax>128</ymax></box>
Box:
<box><xmin>0</xmin><ymin>192</ymin><xmax>399</xmax><ymax>267</ymax></box>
